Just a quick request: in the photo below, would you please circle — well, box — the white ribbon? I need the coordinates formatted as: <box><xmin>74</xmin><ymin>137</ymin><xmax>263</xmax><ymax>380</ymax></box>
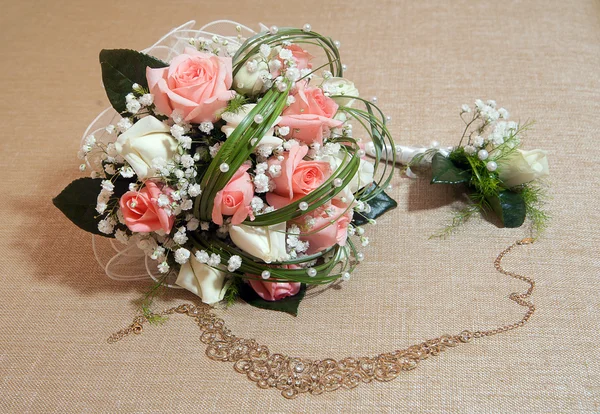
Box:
<box><xmin>364</xmin><ymin>141</ymin><xmax>452</xmax><ymax>177</ymax></box>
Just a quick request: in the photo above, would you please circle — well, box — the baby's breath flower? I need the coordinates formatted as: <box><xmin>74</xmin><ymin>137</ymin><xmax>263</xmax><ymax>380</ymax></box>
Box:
<box><xmin>173</xmin><ymin>227</ymin><xmax>188</xmax><ymax>245</ymax></box>
<box><xmin>115</xmin><ymin>229</ymin><xmax>129</xmax><ymax>244</ymax></box>
<box><xmin>227</xmin><ymin>255</ymin><xmax>242</xmax><ymax>272</ymax></box>
<box><xmin>120</xmin><ymin>166</ymin><xmax>135</xmax><ymax>178</ymax></box>
<box><xmin>139</xmin><ymin>93</ymin><xmax>154</xmax><ymax>106</ymax></box>
<box><xmin>199</xmin><ymin>121</ymin><xmax>214</xmax><ymax>133</ymax></box>
<box><xmin>98</xmin><ymin>218</ymin><xmax>115</xmax><ymax>235</ymax></box>
<box><xmin>180</xmin><ymin>199</ymin><xmax>193</xmax><ymax>211</ymax></box>
<box><xmin>207</xmin><ymin>253</ymin><xmax>221</xmax><ymax>267</ymax></box>
<box><xmin>174</xmin><ymin>248</ymin><xmax>191</xmax><ymax>264</ymax></box>
<box><xmin>188</xmin><ymin>183</ymin><xmax>202</xmax><ymax>197</ymax></box>
<box><xmin>186</xmin><ymin>217</ymin><xmax>199</xmax><ymax>231</ymax></box>
<box><xmin>195</xmin><ymin>250</ymin><xmax>209</xmax><ymax>263</ymax></box>
<box><xmin>259</xmin><ymin>44</ymin><xmax>271</xmax><ymax>58</ymax></box>
<box><xmin>157</xmin><ymin>261</ymin><xmax>170</xmax><ymax>273</ymax></box>
<box><xmin>116</xmin><ymin>118</ymin><xmax>132</xmax><ymax>132</ymax></box>
<box><xmin>126</xmin><ymin>99</ymin><xmax>141</xmax><ymax>114</ymax></box>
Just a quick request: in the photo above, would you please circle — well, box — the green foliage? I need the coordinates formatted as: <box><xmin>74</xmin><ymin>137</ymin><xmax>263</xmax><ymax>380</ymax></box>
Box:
<box><xmin>430</xmin><ymin>203</ymin><xmax>480</xmax><ymax>239</ymax></box>
<box><xmin>223</xmin><ymin>276</ymin><xmax>244</xmax><ymax>307</ymax></box>
<box><xmin>238</xmin><ymin>282</ymin><xmax>307</xmax><ymax>316</ymax></box>
<box><xmin>431</xmin><ymin>152</ymin><xmax>472</xmax><ymax>184</ymax></box>
<box><xmin>519</xmin><ymin>182</ymin><xmax>551</xmax><ymax>238</ymax></box>
<box><xmin>487</xmin><ymin>190</ymin><xmax>527</xmax><ymax>228</ymax></box>
<box><xmin>99</xmin><ymin>49</ymin><xmax>167</xmax><ymax>114</ymax></box>
<box><xmin>223</xmin><ymin>94</ymin><xmax>249</xmax><ymax>114</ymax></box>
<box><xmin>135</xmin><ymin>275</ymin><xmax>170</xmax><ymax>325</ymax></box>
<box><xmin>352</xmin><ymin>184</ymin><xmax>398</xmax><ymax>226</ymax></box>
<box><xmin>53</xmin><ymin>178</ymin><xmax>130</xmax><ymax>237</ymax></box>
<box><xmin>142</xmin><ymin>303</ymin><xmax>168</xmax><ymax>325</ymax></box>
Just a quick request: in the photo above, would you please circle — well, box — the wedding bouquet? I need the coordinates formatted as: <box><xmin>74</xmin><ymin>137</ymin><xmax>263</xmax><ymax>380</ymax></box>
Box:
<box><xmin>53</xmin><ymin>21</ymin><xmax>397</xmax><ymax>315</ymax></box>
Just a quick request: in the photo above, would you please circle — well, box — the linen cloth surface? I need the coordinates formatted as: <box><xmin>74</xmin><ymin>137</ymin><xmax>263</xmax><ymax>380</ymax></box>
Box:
<box><xmin>1</xmin><ymin>0</ymin><xmax>599</xmax><ymax>412</ymax></box>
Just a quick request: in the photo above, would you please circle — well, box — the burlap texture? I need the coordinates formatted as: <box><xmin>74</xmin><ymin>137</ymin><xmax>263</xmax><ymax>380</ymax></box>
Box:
<box><xmin>1</xmin><ymin>0</ymin><xmax>599</xmax><ymax>412</ymax></box>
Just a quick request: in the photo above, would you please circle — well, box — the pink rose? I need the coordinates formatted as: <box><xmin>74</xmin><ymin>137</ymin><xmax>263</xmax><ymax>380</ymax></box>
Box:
<box><xmin>278</xmin><ymin>83</ymin><xmax>342</xmax><ymax>145</ymax></box>
<box><xmin>146</xmin><ymin>47</ymin><xmax>234</xmax><ymax>123</ymax></box>
<box><xmin>212</xmin><ymin>164</ymin><xmax>254</xmax><ymax>225</ymax></box>
<box><xmin>296</xmin><ymin>200</ymin><xmax>353</xmax><ymax>254</ymax></box>
<box><xmin>248</xmin><ymin>279</ymin><xmax>301</xmax><ymax>301</ymax></box>
<box><xmin>119</xmin><ymin>181</ymin><xmax>175</xmax><ymax>233</ymax></box>
<box><xmin>247</xmin><ymin>264</ymin><xmax>302</xmax><ymax>301</ymax></box>
<box><xmin>266</xmin><ymin>144</ymin><xmax>330</xmax><ymax>209</ymax></box>
<box><xmin>272</xmin><ymin>45</ymin><xmax>313</xmax><ymax>77</ymax></box>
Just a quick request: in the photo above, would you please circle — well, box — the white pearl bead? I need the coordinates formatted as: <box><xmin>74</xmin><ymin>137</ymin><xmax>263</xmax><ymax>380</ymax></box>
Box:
<box><xmin>299</xmin><ymin>201</ymin><xmax>309</xmax><ymax>211</ymax></box>
<box><xmin>250</xmin><ymin>138</ymin><xmax>258</xmax><ymax>145</ymax></box>
<box><xmin>333</xmin><ymin>178</ymin><xmax>343</xmax><ymax>187</ymax></box>
<box><xmin>356</xmin><ymin>252</ymin><xmax>365</xmax><ymax>261</ymax></box>
<box><xmin>253</xmin><ymin>114</ymin><xmax>264</xmax><ymax>124</ymax></box>
<box><xmin>341</xmin><ymin>272</ymin><xmax>351</xmax><ymax>281</ymax></box>
<box><xmin>334</xmin><ymin>40</ymin><xmax>341</xmax><ymax>48</ymax></box>
<box><xmin>385</xmin><ymin>115</ymin><xmax>392</xmax><ymax>123</ymax></box>
<box><xmin>303</xmin><ymin>23</ymin><xmax>312</xmax><ymax>32</ymax></box>
<box><xmin>219</xmin><ymin>163</ymin><xmax>229</xmax><ymax>172</ymax></box>
<box><xmin>307</xmin><ymin>268</ymin><xmax>317</xmax><ymax>277</ymax></box>
<box><xmin>341</xmin><ymin>64</ymin><xmax>347</xmax><ymax>71</ymax></box>
<box><xmin>277</xmin><ymin>82</ymin><xmax>287</xmax><ymax>92</ymax></box>
<box><xmin>357</xmin><ymin>149</ymin><xmax>365</xmax><ymax>157</ymax></box>
<box><xmin>269</xmin><ymin>25</ymin><xmax>278</xmax><ymax>34</ymax></box>
<box><xmin>261</xmin><ymin>270</ymin><xmax>271</xmax><ymax>279</ymax></box>
<box><xmin>486</xmin><ymin>161</ymin><xmax>498</xmax><ymax>171</ymax></box>
<box><xmin>371</xmin><ymin>96</ymin><xmax>378</xmax><ymax>103</ymax></box>
<box><xmin>431</xmin><ymin>141</ymin><xmax>440</xmax><ymax>148</ymax></box>
<box><xmin>478</xmin><ymin>149</ymin><xmax>489</xmax><ymax>160</ymax></box>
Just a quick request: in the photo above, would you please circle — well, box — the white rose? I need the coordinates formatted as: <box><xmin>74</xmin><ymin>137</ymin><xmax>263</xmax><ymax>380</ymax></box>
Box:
<box><xmin>114</xmin><ymin>116</ymin><xmax>178</xmax><ymax>180</ymax></box>
<box><xmin>233</xmin><ymin>56</ymin><xmax>269</xmax><ymax>96</ymax></box>
<box><xmin>175</xmin><ymin>258</ymin><xmax>227</xmax><ymax>304</ymax></box>
<box><xmin>221</xmin><ymin>104</ymin><xmax>283</xmax><ymax>148</ymax></box>
<box><xmin>324</xmin><ymin>150</ymin><xmax>374</xmax><ymax>201</ymax></box>
<box><xmin>498</xmin><ymin>149</ymin><xmax>549</xmax><ymax>188</ymax></box>
<box><xmin>322</xmin><ymin>77</ymin><xmax>359</xmax><ymax>107</ymax></box>
<box><xmin>229</xmin><ymin>222</ymin><xmax>289</xmax><ymax>263</ymax></box>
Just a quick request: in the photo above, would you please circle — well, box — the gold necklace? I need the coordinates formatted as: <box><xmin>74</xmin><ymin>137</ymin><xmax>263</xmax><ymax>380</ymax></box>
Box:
<box><xmin>108</xmin><ymin>238</ymin><xmax>537</xmax><ymax>399</ymax></box>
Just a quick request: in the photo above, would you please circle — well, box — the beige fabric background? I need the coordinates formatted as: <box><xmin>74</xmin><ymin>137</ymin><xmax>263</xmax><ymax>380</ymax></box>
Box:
<box><xmin>1</xmin><ymin>0</ymin><xmax>599</xmax><ymax>412</ymax></box>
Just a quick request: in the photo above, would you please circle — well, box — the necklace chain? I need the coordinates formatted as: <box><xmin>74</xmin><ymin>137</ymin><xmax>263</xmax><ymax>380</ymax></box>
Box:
<box><xmin>108</xmin><ymin>238</ymin><xmax>537</xmax><ymax>399</ymax></box>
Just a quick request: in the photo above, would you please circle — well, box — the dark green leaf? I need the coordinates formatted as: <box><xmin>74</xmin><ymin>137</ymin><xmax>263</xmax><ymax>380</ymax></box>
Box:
<box><xmin>352</xmin><ymin>184</ymin><xmax>398</xmax><ymax>226</ymax></box>
<box><xmin>431</xmin><ymin>152</ymin><xmax>471</xmax><ymax>184</ymax></box>
<box><xmin>52</xmin><ymin>178</ymin><xmax>130</xmax><ymax>237</ymax></box>
<box><xmin>99</xmin><ymin>49</ymin><xmax>167</xmax><ymax>114</ymax></box>
<box><xmin>487</xmin><ymin>190</ymin><xmax>527</xmax><ymax>228</ymax></box>
<box><xmin>238</xmin><ymin>282</ymin><xmax>306</xmax><ymax>316</ymax></box>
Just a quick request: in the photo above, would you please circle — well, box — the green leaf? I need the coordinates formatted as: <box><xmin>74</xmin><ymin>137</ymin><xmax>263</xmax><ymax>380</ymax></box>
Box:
<box><xmin>353</xmin><ymin>184</ymin><xmax>398</xmax><ymax>226</ymax></box>
<box><xmin>431</xmin><ymin>152</ymin><xmax>471</xmax><ymax>184</ymax></box>
<box><xmin>487</xmin><ymin>190</ymin><xmax>527</xmax><ymax>228</ymax></box>
<box><xmin>52</xmin><ymin>178</ymin><xmax>130</xmax><ymax>237</ymax></box>
<box><xmin>99</xmin><ymin>49</ymin><xmax>167</xmax><ymax>114</ymax></box>
<box><xmin>238</xmin><ymin>282</ymin><xmax>306</xmax><ymax>316</ymax></box>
